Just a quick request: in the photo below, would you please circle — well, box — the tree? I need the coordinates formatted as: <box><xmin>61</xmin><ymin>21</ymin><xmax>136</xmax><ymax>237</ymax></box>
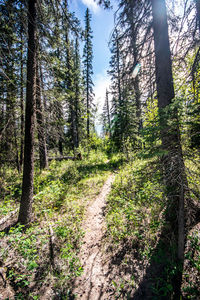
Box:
<box><xmin>19</xmin><ymin>2</ymin><xmax>26</xmax><ymax>172</ymax></box>
<box><xmin>18</xmin><ymin>0</ymin><xmax>37</xmax><ymax>225</ymax></box>
<box><xmin>0</xmin><ymin>0</ymin><xmax>19</xmax><ymax>168</ymax></box>
<box><xmin>83</xmin><ymin>8</ymin><xmax>94</xmax><ymax>139</ymax></box>
<box><xmin>102</xmin><ymin>89</ymin><xmax>111</xmax><ymax>137</ymax></box>
<box><xmin>151</xmin><ymin>0</ymin><xmax>191</xmax><ymax>296</ymax></box>
<box><xmin>36</xmin><ymin>60</ymin><xmax>48</xmax><ymax>170</ymax></box>
<box><xmin>108</xmin><ymin>28</ymin><xmax>123</xmax><ymax>146</ymax></box>
<box><xmin>73</xmin><ymin>37</ymin><xmax>83</xmax><ymax>148</ymax></box>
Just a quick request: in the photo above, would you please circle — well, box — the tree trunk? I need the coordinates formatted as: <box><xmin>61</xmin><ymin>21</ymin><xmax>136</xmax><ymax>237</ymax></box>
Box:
<box><xmin>129</xmin><ymin>2</ymin><xmax>142</xmax><ymax>132</ymax></box>
<box><xmin>151</xmin><ymin>0</ymin><xmax>190</xmax><ymax>297</ymax></box>
<box><xmin>87</xmin><ymin>78</ymin><xmax>90</xmax><ymax>139</ymax></box>
<box><xmin>36</xmin><ymin>62</ymin><xmax>48</xmax><ymax>170</ymax></box>
<box><xmin>74</xmin><ymin>38</ymin><xmax>80</xmax><ymax>148</ymax></box>
<box><xmin>19</xmin><ymin>20</ymin><xmax>24</xmax><ymax>172</ymax></box>
<box><xmin>18</xmin><ymin>0</ymin><xmax>37</xmax><ymax>225</ymax></box>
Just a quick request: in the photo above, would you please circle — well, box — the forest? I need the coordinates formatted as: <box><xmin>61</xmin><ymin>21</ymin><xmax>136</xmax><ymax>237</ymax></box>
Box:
<box><xmin>0</xmin><ymin>0</ymin><xmax>200</xmax><ymax>299</ymax></box>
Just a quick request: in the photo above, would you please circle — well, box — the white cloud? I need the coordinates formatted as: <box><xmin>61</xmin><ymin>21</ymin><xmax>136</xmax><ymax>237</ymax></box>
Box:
<box><xmin>81</xmin><ymin>0</ymin><xmax>100</xmax><ymax>13</ymax></box>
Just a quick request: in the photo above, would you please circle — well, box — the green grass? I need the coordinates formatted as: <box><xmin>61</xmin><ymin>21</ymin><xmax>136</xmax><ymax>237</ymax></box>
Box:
<box><xmin>0</xmin><ymin>150</ymin><xmax>121</xmax><ymax>299</ymax></box>
<box><xmin>106</xmin><ymin>157</ymin><xmax>164</xmax><ymax>245</ymax></box>
<box><xmin>1</xmin><ymin>149</ymin><xmax>199</xmax><ymax>299</ymax></box>
<box><xmin>104</xmin><ymin>152</ymin><xmax>200</xmax><ymax>299</ymax></box>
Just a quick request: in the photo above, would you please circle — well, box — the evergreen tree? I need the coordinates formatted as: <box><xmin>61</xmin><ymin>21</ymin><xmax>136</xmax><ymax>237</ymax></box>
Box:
<box><xmin>83</xmin><ymin>8</ymin><xmax>94</xmax><ymax>139</ymax></box>
<box><xmin>0</xmin><ymin>0</ymin><xmax>19</xmax><ymax>168</ymax></box>
<box><xmin>102</xmin><ymin>89</ymin><xmax>111</xmax><ymax>137</ymax></box>
<box><xmin>150</xmin><ymin>0</ymin><xmax>191</xmax><ymax>296</ymax></box>
<box><xmin>18</xmin><ymin>0</ymin><xmax>37</xmax><ymax>225</ymax></box>
<box><xmin>108</xmin><ymin>28</ymin><xmax>123</xmax><ymax>147</ymax></box>
<box><xmin>108</xmin><ymin>27</ymin><xmax>139</xmax><ymax>149</ymax></box>
<box><xmin>36</xmin><ymin>60</ymin><xmax>48</xmax><ymax>170</ymax></box>
<box><xmin>73</xmin><ymin>37</ymin><xmax>83</xmax><ymax>148</ymax></box>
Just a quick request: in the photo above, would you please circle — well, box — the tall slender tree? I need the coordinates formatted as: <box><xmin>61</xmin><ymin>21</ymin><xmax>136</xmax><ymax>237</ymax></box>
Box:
<box><xmin>36</xmin><ymin>61</ymin><xmax>48</xmax><ymax>170</ymax></box>
<box><xmin>108</xmin><ymin>28</ymin><xmax>123</xmax><ymax>146</ymax></box>
<box><xmin>19</xmin><ymin>5</ymin><xmax>25</xmax><ymax>172</ymax></box>
<box><xmin>83</xmin><ymin>8</ymin><xmax>94</xmax><ymax>139</ymax></box>
<box><xmin>150</xmin><ymin>1</ymin><xmax>191</xmax><ymax>295</ymax></box>
<box><xmin>73</xmin><ymin>37</ymin><xmax>82</xmax><ymax>148</ymax></box>
<box><xmin>102</xmin><ymin>89</ymin><xmax>111</xmax><ymax>137</ymax></box>
<box><xmin>18</xmin><ymin>0</ymin><xmax>37</xmax><ymax>225</ymax></box>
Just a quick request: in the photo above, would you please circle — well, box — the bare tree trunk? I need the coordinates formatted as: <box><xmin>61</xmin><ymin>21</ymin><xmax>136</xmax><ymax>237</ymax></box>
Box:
<box><xmin>18</xmin><ymin>0</ymin><xmax>37</xmax><ymax>225</ymax></box>
<box><xmin>36</xmin><ymin>62</ymin><xmax>48</xmax><ymax>170</ymax></box>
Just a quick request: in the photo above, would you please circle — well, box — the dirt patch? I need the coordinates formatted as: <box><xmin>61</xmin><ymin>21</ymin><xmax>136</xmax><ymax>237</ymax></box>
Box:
<box><xmin>72</xmin><ymin>175</ymin><xmax>115</xmax><ymax>299</ymax></box>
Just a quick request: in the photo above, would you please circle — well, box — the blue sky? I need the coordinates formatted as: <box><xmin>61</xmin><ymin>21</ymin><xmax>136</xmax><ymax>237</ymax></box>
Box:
<box><xmin>70</xmin><ymin>0</ymin><xmax>116</xmax><ymax>120</ymax></box>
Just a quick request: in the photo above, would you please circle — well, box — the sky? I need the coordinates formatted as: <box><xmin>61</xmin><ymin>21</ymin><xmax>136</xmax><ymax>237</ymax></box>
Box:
<box><xmin>69</xmin><ymin>0</ymin><xmax>116</xmax><ymax>127</ymax></box>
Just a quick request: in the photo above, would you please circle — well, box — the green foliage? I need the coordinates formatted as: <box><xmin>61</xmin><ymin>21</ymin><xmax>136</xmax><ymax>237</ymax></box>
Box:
<box><xmin>0</xmin><ymin>168</ymin><xmax>22</xmax><ymax>217</ymax></box>
<box><xmin>0</xmin><ymin>150</ymin><xmax>120</xmax><ymax>298</ymax></box>
<box><xmin>182</xmin><ymin>231</ymin><xmax>200</xmax><ymax>299</ymax></box>
<box><xmin>106</xmin><ymin>157</ymin><xmax>164</xmax><ymax>244</ymax></box>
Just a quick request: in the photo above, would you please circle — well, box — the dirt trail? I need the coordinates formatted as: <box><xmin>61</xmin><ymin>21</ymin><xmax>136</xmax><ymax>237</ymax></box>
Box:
<box><xmin>72</xmin><ymin>175</ymin><xmax>115</xmax><ymax>300</ymax></box>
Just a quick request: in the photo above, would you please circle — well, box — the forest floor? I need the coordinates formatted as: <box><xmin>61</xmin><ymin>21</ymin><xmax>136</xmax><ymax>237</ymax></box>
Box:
<box><xmin>72</xmin><ymin>174</ymin><xmax>115</xmax><ymax>299</ymax></box>
<box><xmin>0</xmin><ymin>151</ymin><xmax>199</xmax><ymax>299</ymax></box>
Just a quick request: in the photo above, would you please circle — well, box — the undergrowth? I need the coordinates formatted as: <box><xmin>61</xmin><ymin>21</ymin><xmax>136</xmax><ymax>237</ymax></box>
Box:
<box><xmin>0</xmin><ymin>150</ymin><xmax>120</xmax><ymax>299</ymax></box>
<box><xmin>105</xmin><ymin>153</ymin><xmax>200</xmax><ymax>299</ymax></box>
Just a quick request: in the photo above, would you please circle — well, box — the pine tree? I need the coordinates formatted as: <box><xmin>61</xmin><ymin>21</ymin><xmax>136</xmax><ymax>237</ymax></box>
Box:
<box><xmin>102</xmin><ymin>89</ymin><xmax>111</xmax><ymax>137</ymax></box>
<box><xmin>151</xmin><ymin>0</ymin><xmax>190</xmax><ymax>295</ymax></box>
<box><xmin>36</xmin><ymin>60</ymin><xmax>48</xmax><ymax>170</ymax></box>
<box><xmin>18</xmin><ymin>0</ymin><xmax>37</xmax><ymax>225</ymax></box>
<box><xmin>108</xmin><ymin>28</ymin><xmax>123</xmax><ymax>147</ymax></box>
<box><xmin>83</xmin><ymin>8</ymin><xmax>94</xmax><ymax>139</ymax></box>
<box><xmin>73</xmin><ymin>37</ymin><xmax>83</xmax><ymax>148</ymax></box>
<box><xmin>0</xmin><ymin>0</ymin><xmax>19</xmax><ymax>167</ymax></box>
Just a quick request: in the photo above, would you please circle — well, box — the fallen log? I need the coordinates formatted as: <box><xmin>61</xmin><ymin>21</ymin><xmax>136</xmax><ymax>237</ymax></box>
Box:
<box><xmin>0</xmin><ymin>208</ymin><xmax>19</xmax><ymax>228</ymax></box>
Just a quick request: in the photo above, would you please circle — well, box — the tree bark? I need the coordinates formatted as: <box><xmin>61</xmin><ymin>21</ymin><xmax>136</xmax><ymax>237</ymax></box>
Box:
<box><xmin>18</xmin><ymin>0</ymin><xmax>37</xmax><ymax>225</ymax></box>
<box><xmin>151</xmin><ymin>0</ymin><xmax>188</xmax><ymax>263</ymax></box>
<box><xmin>74</xmin><ymin>38</ymin><xmax>80</xmax><ymax>148</ymax></box>
<box><xmin>19</xmin><ymin>19</ymin><xmax>24</xmax><ymax>172</ymax></box>
<box><xmin>151</xmin><ymin>1</ymin><xmax>191</xmax><ymax>297</ymax></box>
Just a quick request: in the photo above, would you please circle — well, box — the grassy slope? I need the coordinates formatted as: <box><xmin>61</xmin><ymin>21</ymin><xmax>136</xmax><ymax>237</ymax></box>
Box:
<box><xmin>104</xmin><ymin>154</ymin><xmax>200</xmax><ymax>299</ymax></box>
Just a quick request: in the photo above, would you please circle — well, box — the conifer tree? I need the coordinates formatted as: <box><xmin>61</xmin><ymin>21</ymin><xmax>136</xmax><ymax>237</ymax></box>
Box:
<box><xmin>18</xmin><ymin>0</ymin><xmax>37</xmax><ymax>225</ymax></box>
<box><xmin>0</xmin><ymin>0</ymin><xmax>19</xmax><ymax>167</ymax></box>
<box><xmin>151</xmin><ymin>1</ymin><xmax>190</xmax><ymax>294</ymax></box>
<box><xmin>102</xmin><ymin>89</ymin><xmax>111</xmax><ymax>137</ymax></box>
<box><xmin>108</xmin><ymin>28</ymin><xmax>123</xmax><ymax>146</ymax></box>
<box><xmin>83</xmin><ymin>8</ymin><xmax>94</xmax><ymax>139</ymax></box>
<box><xmin>73</xmin><ymin>37</ymin><xmax>83</xmax><ymax>147</ymax></box>
<box><xmin>36</xmin><ymin>60</ymin><xmax>48</xmax><ymax>170</ymax></box>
